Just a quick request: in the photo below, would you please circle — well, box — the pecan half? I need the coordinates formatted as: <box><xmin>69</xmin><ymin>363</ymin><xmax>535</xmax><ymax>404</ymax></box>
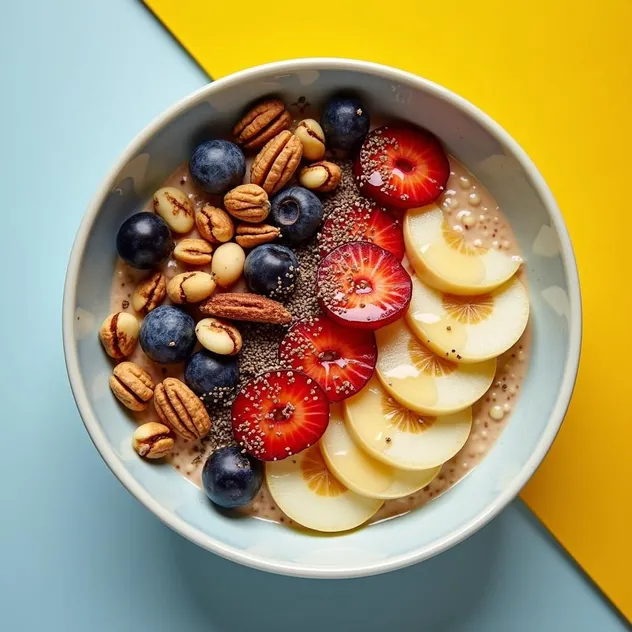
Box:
<box><xmin>196</xmin><ymin>205</ymin><xmax>235</xmax><ymax>244</ymax></box>
<box><xmin>233</xmin><ymin>99</ymin><xmax>292</xmax><ymax>150</ymax></box>
<box><xmin>224</xmin><ymin>184</ymin><xmax>270</xmax><ymax>223</ymax></box>
<box><xmin>154</xmin><ymin>378</ymin><xmax>211</xmax><ymax>440</ymax></box>
<box><xmin>132</xmin><ymin>271</ymin><xmax>167</xmax><ymax>314</ymax></box>
<box><xmin>250</xmin><ymin>131</ymin><xmax>303</xmax><ymax>195</ymax></box>
<box><xmin>200</xmin><ymin>293</ymin><xmax>292</xmax><ymax>325</ymax></box>
<box><xmin>173</xmin><ymin>238</ymin><xmax>213</xmax><ymax>266</ymax></box>
<box><xmin>299</xmin><ymin>161</ymin><xmax>342</xmax><ymax>193</ymax></box>
<box><xmin>235</xmin><ymin>223</ymin><xmax>281</xmax><ymax>248</ymax></box>
<box><xmin>109</xmin><ymin>361</ymin><xmax>155</xmax><ymax>411</ymax></box>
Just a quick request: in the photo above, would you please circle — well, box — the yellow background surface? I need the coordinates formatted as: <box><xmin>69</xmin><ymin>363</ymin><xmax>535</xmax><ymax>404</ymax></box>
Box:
<box><xmin>145</xmin><ymin>0</ymin><xmax>632</xmax><ymax>619</ymax></box>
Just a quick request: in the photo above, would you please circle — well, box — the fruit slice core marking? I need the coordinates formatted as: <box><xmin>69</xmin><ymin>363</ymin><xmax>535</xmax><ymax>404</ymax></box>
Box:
<box><xmin>301</xmin><ymin>447</ymin><xmax>346</xmax><ymax>497</ymax></box>
<box><xmin>441</xmin><ymin>293</ymin><xmax>494</xmax><ymax>324</ymax></box>
<box><xmin>408</xmin><ymin>337</ymin><xmax>457</xmax><ymax>376</ymax></box>
<box><xmin>382</xmin><ymin>396</ymin><xmax>436</xmax><ymax>434</ymax></box>
<box><xmin>442</xmin><ymin>221</ymin><xmax>487</xmax><ymax>256</ymax></box>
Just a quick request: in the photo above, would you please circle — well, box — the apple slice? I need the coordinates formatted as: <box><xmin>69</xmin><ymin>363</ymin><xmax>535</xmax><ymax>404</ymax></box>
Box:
<box><xmin>343</xmin><ymin>375</ymin><xmax>472</xmax><ymax>470</ymax></box>
<box><xmin>320</xmin><ymin>404</ymin><xmax>440</xmax><ymax>498</ymax></box>
<box><xmin>375</xmin><ymin>319</ymin><xmax>496</xmax><ymax>415</ymax></box>
<box><xmin>406</xmin><ymin>274</ymin><xmax>529</xmax><ymax>363</ymax></box>
<box><xmin>265</xmin><ymin>445</ymin><xmax>383</xmax><ymax>532</ymax></box>
<box><xmin>404</xmin><ymin>204</ymin><xmax>521</xmax><ymax>295</ymax></box>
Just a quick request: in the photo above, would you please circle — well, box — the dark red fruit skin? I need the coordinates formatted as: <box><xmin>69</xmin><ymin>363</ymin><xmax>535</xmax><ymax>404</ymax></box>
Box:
<box><xmin>279</xmin><ymin>316</ymin><xmax>377</xmax><ymax>402</ymax></box>
<box><xmin>354</xmin><ymin>125</ymin><xmax>450</xmax><ymax>210</ymax></box>
<box><xmin>318</xmin><ymin>202</ymin><xmax>405</xmax><ymax>261</ymax></box>
<box><xmin>319</xmin><ymin>296</ymin><xmax>409</xmax><ymax>330</ymax></box>
<box><xmin>231</xmin><ymin>369</ymin><xmax>330</xmax><ymax>462</ymax></box>
<box><xmin>317</xmin><ymin>242</ymin><xmax>412</xmax><ymax>331</ymax></box>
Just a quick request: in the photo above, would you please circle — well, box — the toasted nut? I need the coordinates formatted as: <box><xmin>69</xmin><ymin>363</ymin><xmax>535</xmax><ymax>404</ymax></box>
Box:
<box><xmin>299</xmin><ymin>161</ymin><xmax>342</xmax><ymax>192</ymax></box>
<box><xmin>235</xmin><ymin>223</ymin><xmax>281</xmax><ymax>248</ymax></box>
<box><xmin>153</xmin><ymin>187</ymin><xmax>194</xmax><ymax>234</ymax></box>
<box><xmin>132</xmin><ymin>271</ymin><xmax>167</xmax><ymax>314</ymax></box>
<box><xmin>132</xmin><ymin>422</ymin><xmax>175</xmax><ymax>459</ymax></box>
<box><xmin>211</xmin><ymin>242</ymin><xmax>246</xmax><ymax>287</ymax></box>
<box><xmin>233</xmin><ymin>99</ymin><xmax>292</xmax><ymax>150</ymax></box>
<box><xmin>295</xmin><ymin>119</ymin><xmax>326</xmax><ymax>161</ymax></box>
<box><xmin>196</xmin><ymin>317</ymin><xmax>242</xmax><ymax>355</ymax></box>
<box><xmin>109</xmin><ymin>362</ymin><xmax>155</xmax><ymax>411</ymax></box>
<box><xmin>200</xmin><ymin>292</ymin><xmax>292</xmax><ymax>325</ymax></box>
<box><xmin>154</xmin><ymin>378</ymin><xmax>211</xmax><ymax>440</ymax></box>
<box><xmin>224</xmin><ymin>184</ymin><xmax>270</xmax><ymax>223</ymax></box>
<box><xmin>173</xmin><ymin>238</ymin><xmax>213</xmax><ymax>265</ymax></box>
<box><xmin>196</xmin><ymin>205</ymin><xmax>235</xmax><ymax>244</ymax></box>
<box><xmin>99</xmin><ymin>312</ymin><xmax>139</xmax><ymax>358</ymax></box>
<box><xmin>167</xmin><ymin>271</ymin><xmax>216</xmax><ymax>304</ymax></box>
<box><xmin>250</xmin><ymin>131</ymin><xmax>303</xmax><ymax>195</ymax></box>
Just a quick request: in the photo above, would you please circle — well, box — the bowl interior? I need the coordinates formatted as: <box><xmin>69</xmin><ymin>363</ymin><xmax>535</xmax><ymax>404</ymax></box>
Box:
<box><xmin>66</xmin><ymin>61</ymin><xmax>578</xmax><ymax>577</ymax></box>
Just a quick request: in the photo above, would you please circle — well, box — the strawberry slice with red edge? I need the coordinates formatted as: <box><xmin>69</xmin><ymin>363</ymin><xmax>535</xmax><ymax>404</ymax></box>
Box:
<box><xmin>354</xmin><ymin>125</ymin><xmax>450</xmax><ymax>209</ymax></box>
<box><xmin>318</xmin><ymin>199</ymin><xmax>405</xmax><ymax>260</ymax></box>
<box><xmin>232</xmin><ymin>369</ymin><xmax>329</xmax><ymax>461</ymax></box>
<box><xmin>317</xmin><ymin>242</ymin><xmax>412</xmax><ymax>330</ymax></box>
<box><xmin>279</xmin><ymin>316</ymin><xmax>377</xmax><ymax>402</ymax></box>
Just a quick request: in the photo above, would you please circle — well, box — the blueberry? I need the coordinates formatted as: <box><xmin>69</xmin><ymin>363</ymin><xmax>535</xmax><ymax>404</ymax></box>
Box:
<box><xmin>185</xmin><ymin>350</ymin><xmax>239</xmax><ymax>406</ymax></box>
<box><xmin>321</xmin><ymin>96</ymin><xmax>370</xmax><ymax>151</ymax></box>
<box><xmin>244</xmin><ymin>244</ymin><xmax>299</xmax><ymax>298</ymax></box>
<box><xmin>189</xmin><ymin>140</ymin><xmax>245</xmax><ymax>194</ymax></box>
<box><xmin>202</xmin><ymin>446</ymin><xmax>263</xmax><ymax>509</ymax></box>
<box><xmin>139</xmin><ymin>306</ymin><xmax>196</xmax><ymax>364</ymax></box>
<box><xmin>270</xmin><ymin>186</ymin><xmax>323</xmax><ymax>245</ymax></box>
<box><xmin>116</xmin><ymin>212</ymin><xmax>174</xmax><ymax>270</ymax></box>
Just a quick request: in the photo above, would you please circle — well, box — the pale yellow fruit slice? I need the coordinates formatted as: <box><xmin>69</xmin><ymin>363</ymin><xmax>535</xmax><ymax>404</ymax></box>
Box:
<box><xmin>375</xmin><ymin>319</ymin><xmax>496</xmax><ymax>415</ymax></box>
<box><xmin>406</xmin><ymin>274</ymin><xmax>529</xmax><ymax>363</ymax></box>
<box><xmin>320</xmin><ymin>404</ymin><xmax>440</xmax><ymax>499</ymax></box>
<box><xmin>265</xmin><ymin>445</ymin><xmax>383</xmax><ymax>533</ymax></box>
<box><xmin>344</xmin><ymin>375</ymin><xmax>472</xmax><ymax>470</ymax></box>
<box><xmin>404</xmin><ymin>204</ymin><xmax>521</xmax><ymax>295</ymax></box>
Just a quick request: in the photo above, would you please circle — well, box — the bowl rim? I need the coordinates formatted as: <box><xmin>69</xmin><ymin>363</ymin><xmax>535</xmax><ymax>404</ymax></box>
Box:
<box><xmin>63</xmin><ymin>57</ymin><xmax>582</xmax><ymax>579</ymax></box>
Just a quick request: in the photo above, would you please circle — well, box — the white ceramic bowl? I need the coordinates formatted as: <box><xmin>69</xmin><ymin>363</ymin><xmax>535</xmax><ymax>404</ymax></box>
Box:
<box><xmin>63</xmin><ymin>59</ymin><xmax>581</xmax><ymax>578</ymax></box>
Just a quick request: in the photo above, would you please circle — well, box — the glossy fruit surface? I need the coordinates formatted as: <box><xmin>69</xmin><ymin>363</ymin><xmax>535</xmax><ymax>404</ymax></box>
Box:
<box><xmin>202</xmin><ymin>446</ymin><xmax>263</xmax><ymax>508</ymax></box>
<box><xmin>116</xmin><ymin>212</ymin><xmax>174</xmax><ymax>270</ymax></box>
<box><xmin>139</xmin><ymin>305</ymin><xmax>195</xmax><ymax>364</ymax></box>
<box><xmin>355</xmin><ymin>125</ymin><xmax>449</xmax><ymax>209</ymax></box>
<box><xmin>317</xmin><ymin>242</ymin><xmax>412</xmax><ymax>329</ymax></box>
<box><xmin>232</xmin><ymin>369</ymin><xmax>329</xmax><ymax>461</ymax></box>
<box><xmin>279</xmin><ymin>316</ymin><xmax>377</xmax><ymax>402</ymax></box>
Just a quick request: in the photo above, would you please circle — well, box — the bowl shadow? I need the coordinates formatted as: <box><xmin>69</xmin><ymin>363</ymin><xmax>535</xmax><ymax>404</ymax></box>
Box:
<box><xmin>166</xmin><ymin>513</ymin><xmax>504</xmax><ymax>631</ymax></box>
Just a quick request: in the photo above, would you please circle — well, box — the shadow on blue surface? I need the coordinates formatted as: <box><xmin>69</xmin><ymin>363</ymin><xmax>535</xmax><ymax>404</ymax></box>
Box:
<box><xmin>169</xmin><ymin>518</ymin><xmax>498</xmax><ymax>631</ymax></box>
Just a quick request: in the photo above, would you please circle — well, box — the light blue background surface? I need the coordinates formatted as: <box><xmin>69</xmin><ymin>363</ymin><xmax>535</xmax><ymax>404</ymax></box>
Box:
<box><xmin>0</xmin><ymin>1</ymin><xmax>627</xmax><ymax>630</ymax></box>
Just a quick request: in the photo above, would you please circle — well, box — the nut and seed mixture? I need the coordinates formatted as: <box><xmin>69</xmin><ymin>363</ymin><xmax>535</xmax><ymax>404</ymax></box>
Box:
<box><xmin>120</xmin><ymin>157</ymin><xmax>365</xmax><ymax>486</ymax></box>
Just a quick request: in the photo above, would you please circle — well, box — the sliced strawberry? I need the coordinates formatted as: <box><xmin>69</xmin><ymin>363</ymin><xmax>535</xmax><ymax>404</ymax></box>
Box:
<box><xmin>354</xmin><ymin>125</ymin><xmax>450</xmax><ymax>209</ymax></box>
<box><xmin>317</xmin><ymin>242</ymin><xmax>412</xmax><ymax>330</ymax></box>
<box><xmin>232</xmin><ymin>369</ymin><xmax>329</xmax><ymax>461</ymax></box>
<box><xmin>279</xmin><ymin>316</ymin><xmax>377</xmax><ymax>402</ymax></box>
<box><xmin>318</xmin><ymin>200</ymin><xmax>405</xmax><ymax>260</ymax></box>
